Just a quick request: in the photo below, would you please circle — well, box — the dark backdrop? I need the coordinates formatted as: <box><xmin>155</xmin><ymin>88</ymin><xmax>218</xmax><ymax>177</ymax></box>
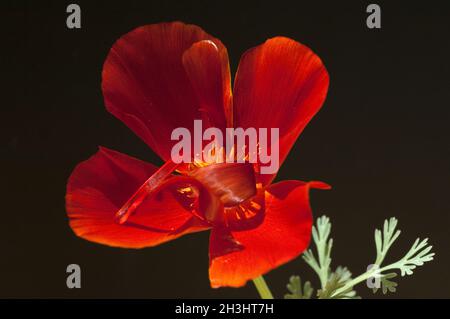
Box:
<box><xmin>2</xmin><ymin>0</ymin><xmax>450</xmax><ymax>298</ymax></box>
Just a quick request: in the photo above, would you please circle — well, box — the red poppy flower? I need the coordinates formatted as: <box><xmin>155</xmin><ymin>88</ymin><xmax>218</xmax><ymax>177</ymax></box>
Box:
<box><xmin>66</xmin><ymin>22</ymin><xmax>330</xmax><ymax>288</ymax></box>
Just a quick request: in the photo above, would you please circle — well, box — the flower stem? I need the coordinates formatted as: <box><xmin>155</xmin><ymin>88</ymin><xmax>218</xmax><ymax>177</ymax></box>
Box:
<box><xmin>331</xmin><ymin>263</ymin><xmax>397</xmax><ymax>297</ymax></box>
<box><xmin>252</xmin><ymin>276</ymin><xmax>274</xmax><ymax>299</ymax></box>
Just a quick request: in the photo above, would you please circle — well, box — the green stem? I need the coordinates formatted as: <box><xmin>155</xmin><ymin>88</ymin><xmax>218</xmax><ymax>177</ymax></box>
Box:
<box><xmin>331</xmin><ymin>268</ymin><xmax>377</xmax><ymax>297</ymax></box>
<box><xmin>331</xmin><ymin>262</ymin><xmax>399</xmax><ymax>297</ymax></box>
<box><xmin>252</xmin><ymin>276</ymin><xmax>274</xmax><ymax>299</ymax></box>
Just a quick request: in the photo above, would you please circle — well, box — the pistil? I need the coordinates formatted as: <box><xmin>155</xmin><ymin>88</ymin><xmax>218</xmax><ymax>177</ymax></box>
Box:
<box><xmin>114</xmin><ymin>160</ymin><xmax>179</xmax><ymax>224</ymax></box>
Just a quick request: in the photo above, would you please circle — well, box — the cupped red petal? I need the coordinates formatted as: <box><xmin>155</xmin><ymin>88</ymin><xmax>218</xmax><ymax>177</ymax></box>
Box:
<box><xmin>182</xmin><ymin>40</ymin><xmax>232</xmax><ymax>130</ymax></box>
<box><xmin>209</xmin><ymin>180</ymin><xmax>330</xmax><ymax>288</ymax></box>
<box><xmin>102</xmin><ymin>22</ymin><xmax>231</xmax><ymax>160</ymax></box>
<box><xmin>66</xmin><ymin>147</ymin><xmax>209</xmax><ymax>248</ymax></box>
<box><xmin>233</xmin><ymin>37</ymin><xmax>329</xmax><ymax>184</ymax></box>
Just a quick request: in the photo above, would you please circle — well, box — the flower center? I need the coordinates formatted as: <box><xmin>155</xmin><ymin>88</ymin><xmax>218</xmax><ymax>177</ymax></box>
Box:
<box><xmin>187</xmin><ymin>162</ymin><xmax>265</xmax><ymax>231</ymax></box>
<box><xmin>188</xmin><ymin>162</ymin><xmax>256</xmax><ymax>207</ymax></box>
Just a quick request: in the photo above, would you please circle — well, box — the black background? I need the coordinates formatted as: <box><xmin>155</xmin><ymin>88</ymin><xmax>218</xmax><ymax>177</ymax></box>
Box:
<box><xmin>2</xmin><ymin>0</ymin><xmax>450</xmax><ymax>298</ymax></box>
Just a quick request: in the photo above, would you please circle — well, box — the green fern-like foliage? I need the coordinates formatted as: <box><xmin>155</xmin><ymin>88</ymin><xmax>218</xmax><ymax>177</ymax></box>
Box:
<box><xmin>284</xmin><ymin>275</ymin><xmax>314</xmax><ymax>299</ymax></box>
<box><xmin>285</xmin><ymin>216</ymin><xmax>434</xmax><ymax>299</ymax></box>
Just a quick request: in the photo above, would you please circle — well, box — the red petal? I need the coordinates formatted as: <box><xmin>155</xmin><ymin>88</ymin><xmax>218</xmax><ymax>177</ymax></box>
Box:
<box><xmin>233</xmin><ymin>37</ymin><xmax>329</xmax><ymax>184</ymax></box>
<box><xmin>209</xmin><ymin>227</ymin><xmax>244</xmax><ymax>259</ymax></box>
<box><xmin>182</xmin><ymin>40</ymin><xmax>232</xmax><ymax>129</ymax></box>
<box><xmin>209</xmin><ymin>180</ymin><xmax>329</xmax><ymax>288</ymax></box>
<box><xmin>66</xmin><ymin>147</ymin><xmax>208</xmax><ymax>248</ymax></box>
<box><xmin>102</xmin><ymin>22</ymin><xmax>231</xmax><ymax>160</ymax></box>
